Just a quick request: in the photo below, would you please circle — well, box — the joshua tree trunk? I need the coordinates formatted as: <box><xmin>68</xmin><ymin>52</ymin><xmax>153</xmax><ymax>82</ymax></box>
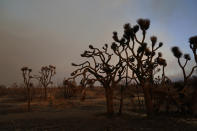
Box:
<box><xmin>119</xmin><ymin>65</ymin><xmax>129</xmax><ymax>115</ymax></box>
<box><xmin>27</xmin><ymin>86</ymin><xmax>30</xmax><ymax>112</ymax></box>
<box><xmin>105</xmin><ymin>86</ymin><xmax>114</xmax><ymax>115</ymax></box>
<box><xmin>191</xmin><ymin>89</ymin><xmax>197</xmax><ymax>114</ymax></box>
<box><xmin>136</xmin><ymin>85</ymin><xmax>141</xmax><ymax>110</ymax></box>
<box><xmin>119</xmin><ymin>85</ymin><xmax>124</xmax><ymax>115</ymax></box>
<box><xmin>44</xmin><ymin>85</ymin><xmax>47</xmax><ymax>100</ymax></box>
<box><xmin>143</xmin><ymin>82</ymin><xmax>154</xmax><ymax>116</ymax></box>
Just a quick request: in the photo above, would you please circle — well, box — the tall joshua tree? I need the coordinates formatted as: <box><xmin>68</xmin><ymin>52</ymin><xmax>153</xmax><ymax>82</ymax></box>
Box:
<box><xmin>21</xmin><ymin>67</ymin><xmax>33</xmax><ymax>112</ymax></box>
<box><xmin>35</xmin><ymin>65</ymin><xmax>56</xmax><ymax>99</ymax></box>
<box><xmin>111</xmin><ymin>19</ymin><xmax>167</xmax><ymax>115</ymax></box>
<box><xmin>67</xmin><ymin>44</ymin><xmax>126</xmax><ymax>115</ymax></box>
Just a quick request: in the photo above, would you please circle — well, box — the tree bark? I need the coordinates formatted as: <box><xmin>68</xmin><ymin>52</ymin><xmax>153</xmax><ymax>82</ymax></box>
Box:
<box><xmin>191</xmin><ymin>89</ymin><xmax>197</xmax><ymax>114</ymax></box>
<box><xmin>105</xmin><ymin>86</ymin><xmax>114</xmax><ymax>115</ymax></box>
<box><xmin>27</xmin><ymin>86</ymin><xmax>30</xmax><ymax>112</ymax></box>
<box><xmin>143</xmin><ymin>82</ymin><xmax>154</xmax><ymax>116</ymax></box>
<box><xmin>119</xmin><ymin>85</ymin><xmax>124</xmax><ymax>115</ymax></box>
<box><xmin>44</xmin><ymin>86</ymin><xmax>47</xmax><ymax>100</ymax></box>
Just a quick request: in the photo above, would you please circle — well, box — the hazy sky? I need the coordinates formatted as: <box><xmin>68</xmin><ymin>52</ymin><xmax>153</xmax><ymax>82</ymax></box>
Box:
<box><xmin>1</xmin><ymin>0</ymin><xmax>197</xmax><ymax>86</ymax></box>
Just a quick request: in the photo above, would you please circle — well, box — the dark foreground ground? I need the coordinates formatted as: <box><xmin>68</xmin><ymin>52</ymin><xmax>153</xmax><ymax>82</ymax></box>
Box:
<box><xmin>0</xmin><ymin>95</ymin><xmax>197</xmax><ymax>131</ymax></box>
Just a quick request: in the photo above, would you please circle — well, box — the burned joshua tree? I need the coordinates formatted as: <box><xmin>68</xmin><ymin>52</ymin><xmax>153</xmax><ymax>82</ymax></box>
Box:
<box><xmin>67</xmin><ymin>44</ymin><xmax>126</xmax><ymax>115</ymax></box>
<box><xmin>35</xmin><ymin>65</ymin><xmax>56</xmax><ymax>99</ymax></box>
<box><xmin>21</xmin><ymin>66</ymin><xmax>33</xmax><ymax>112</ymax></box>
<box><xmin>111</xmin><ymin>19</ymin><xmax>167</xmax><ymax>115</ymax></box>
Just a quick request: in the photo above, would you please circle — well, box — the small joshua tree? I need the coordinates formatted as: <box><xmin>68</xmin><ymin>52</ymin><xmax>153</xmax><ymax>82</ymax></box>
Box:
<box><xmin>21</xmin><ymin>66</ymin><xmax>33</xmax><ymax>111</ymax></box>
<box><xmin>171</xmin><ymin>37</ymin><xmax>197</xmax><ymax>113</ymax></box>
<box><xmin>111</xmin><ymin>19</ymin><xmax>167</xmax><ymax>115</ymax></box>
<box><xmin>35</xmin><ymin>65</ymin><xmax>56</xmax><ymax>99</ymax></box>
<box><xmin>78</xmin><ymin>72</ymin><xmax>95</xmax><ymax>101</ymax></box>
<box><xmin>67</xmin><ymin>44</ymin><xmax>126</xmax><ymax>115</ymax></box>
<box><xmin>171</xmin><ymin>47</ymin><xmax>197</xmax><ymax>90</ymax></box>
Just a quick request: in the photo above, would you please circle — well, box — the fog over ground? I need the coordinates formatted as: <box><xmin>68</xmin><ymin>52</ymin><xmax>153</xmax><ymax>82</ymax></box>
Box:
<box><xmin>0</xmin><ymin>0</ymin><xmax>197</xmax><ymax>86</ymax></box>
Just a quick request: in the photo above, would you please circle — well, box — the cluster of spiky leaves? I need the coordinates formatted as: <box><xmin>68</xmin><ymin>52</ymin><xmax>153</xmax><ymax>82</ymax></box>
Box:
<box><xmin>21</xmin><ymin>65</ymin><xmax>56</xmax><ymax>86</ymax></box>
<box><xmin>189</xmin><ymin>36</ymin><xmax>197</xmax><ymax>49</ymax></box>
<box><xmin>21</xmin><ymin>66</ymin><xmax>33</xmax><ymax>86</ymax></box>
<box><xmin>184</xmin><ymin>54</ymin><xmax>191</xmax><ymax>61</ymax></box>
<box><xmin>137</xmin><ymin>19</ymin><xmax>150</xmax><ymax>31</ymax></box>
<box><xmin>21</xmin><ymin>67</ymin><xmax>32</xmax><ymax>72</ymax></box>
<box><xmin>171</xmin><ymin>46</ymin><xmax>192</xmax><ymax>62</ymax></box>
<box><xmin>189</xmin><ymin>36</ymin><xmax>197</xmax><ymax>64</ymax></box>
<box><xmin>41</xmin><ymin>65</ymin><xmax>56</xmax><ymax>71</ymax></box>
<box><xmin>171</xmin><ymin>47</ymin><xmax>182</xmax><ymax>58</ymax></box>
<box><xmin>157</xmin><ymin>52</ymin><xmax>167</xmax><ymax>67</ymax></box>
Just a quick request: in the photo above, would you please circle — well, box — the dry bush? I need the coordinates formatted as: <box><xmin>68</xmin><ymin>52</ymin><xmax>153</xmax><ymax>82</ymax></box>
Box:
<box><xmin>53</xmin><ymin>87</ymin><xmax>65</xmax><ymax>99</ymax></box>
<box><xmin>43</xmin><ymin>86</ymin><xmax>83</xmax><ymax>100</ymax></box>
<box><xmin>6</xmin><ymin>87</ymin><xmax>26</xmax><ymax>101</ymax></box>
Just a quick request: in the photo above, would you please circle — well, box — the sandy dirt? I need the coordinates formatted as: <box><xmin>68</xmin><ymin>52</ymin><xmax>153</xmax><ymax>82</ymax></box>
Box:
<box><xmin>0</xmin><ymin>95</ymin><xmax>197</xmax><ymax>131</ymax></box>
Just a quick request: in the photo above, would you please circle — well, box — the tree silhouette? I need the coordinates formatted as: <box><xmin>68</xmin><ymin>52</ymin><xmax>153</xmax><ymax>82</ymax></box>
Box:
<box><xmin>67</xmin><ymin>44</ymin><xmax>126</xmax><ymax>115</ymax></box>
<box><xmin>34</xmin><ymin>65</ymin><xmax>56</xmax><ymax>99</ymax></box>
<box><xmin>21</xmin><ymin>66</ymin><xmax>33</xmax><ymax>112</ymax></box>
<box><xmin>171</xmin><ymin>37</ymin><xmax>197</xmax><ymax>113</ymax></box>
<box><xmin>171</xmin><ymin>47</ymin><xmax>197</xmax><ymax>90</ymax></box>
<box><xmin>111</xmin><ymin>19</ymin><xmax>167</xmax><ymax>115</ymax></box>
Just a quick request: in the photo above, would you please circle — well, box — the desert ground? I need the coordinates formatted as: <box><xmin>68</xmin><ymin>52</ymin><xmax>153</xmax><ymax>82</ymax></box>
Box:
<box><xmin>0</xmin><ymin>88</ymin><xmax>197</xmax><ymax>131</ymax></box>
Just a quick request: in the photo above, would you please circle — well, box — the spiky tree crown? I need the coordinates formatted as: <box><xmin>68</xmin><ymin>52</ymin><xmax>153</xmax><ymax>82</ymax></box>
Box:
<box><xmin>112</xmin><ymin>31</ymin><xmax>119</xmax><ymax>42</ymax></box>
<box><xmin>150</xmin><ymin>36</ymin><xmax>157</xmax><ymax>47</ymax></box>
<box><xmin>157</xmin><ymin>58</ymin><xmax>167</xmax><ymax>67</ymax></box>
<box><xmin>110</xmin><ymin>18</ymin><xmax>167</xmax><ymax>85</ymax></box>
<box><xmin>184</xmin><ymin>54</ymin><xmax>191</xmax><ymax>60</ymax></box>
<box><xmin>111</xmin><ymin>42</ymin><xmax>118</xmax><ymax>51</ymax></box>
<box><xmin>158</xmin><ymin>52</ymin><xmax>162</xmax><ymax>57</ymax></box>
<box><xmin>137</xmin><ymin>19</ymin><xmax>150</xmax><ymax>30</ymax></box>
<box><xmin>21</xmin><ymin>67</ymin><xmax>28</xmax><ymax>71</ymax></box>
<box><xmin>89</xmin><ymin>45</ymin><xmax>94</xmax><ymax>49</ymax></box>
<box><xmin>171</xmin><ymin>46</ymin><xmax>182</xmax><ymax>58</ymax></box>
<box><xmin>189</xmin><ymin>36</ymin><xmax>197</xmax><ymax>50</ymax></box>
<box><xmin>189</xmin><ymin>36</ymin><xmax>197</xmax><ymax>44</ymax></box>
